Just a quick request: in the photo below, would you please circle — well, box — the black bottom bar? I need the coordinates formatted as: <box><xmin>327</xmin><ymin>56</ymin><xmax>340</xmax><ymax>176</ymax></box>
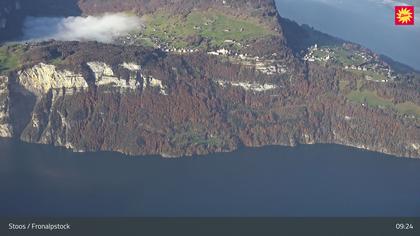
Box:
<box><xmin>1</xmin><ymin>218</ymin><xmax>419</xmax><ymax>236</ymax></box>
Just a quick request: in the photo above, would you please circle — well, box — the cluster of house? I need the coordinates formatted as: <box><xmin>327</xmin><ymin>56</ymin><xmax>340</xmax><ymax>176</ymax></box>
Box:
<box><xmin>303</xmin><ymin>44</ymin><xmax>331</xmax><ymax>62</ymax></box>
<box><xmin>207</xmin><ymin>48</ymin><xmax>287</xmax><ymax>75</ymax></box>
<box><xmin>208</xmin><ymin>48</ymin><xmax>230</xmax><ymax>56</ymax></box>
<box><xmin>161</xmin><ymin>46</ymin><xmax>199</xmax><ymax>54</ymax></box>
<box><xmin>344</xmin><ymin>65</ymin><xmax>367</xmax><ymax>71</ymax></box>
<box><xmin>343</xmin><ymin>61</ymin><xmax>396</xmax><ymax>82</ymax></box>
<box><xmin>304</xmin><ymin>44</ymin><xmax>396</xmax><ymax>82</ymax></box>
<box><xmin>118</xmin><ymin>28</ymin><xmax>288</xmax><ymax>76</ymax></box>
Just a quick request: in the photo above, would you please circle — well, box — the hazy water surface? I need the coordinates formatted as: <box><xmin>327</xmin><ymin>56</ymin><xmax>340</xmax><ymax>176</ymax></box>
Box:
<box><xmin>1</xmin><ymin>138</ymin><xmax>419</xmax><ymax>217</ymax></box>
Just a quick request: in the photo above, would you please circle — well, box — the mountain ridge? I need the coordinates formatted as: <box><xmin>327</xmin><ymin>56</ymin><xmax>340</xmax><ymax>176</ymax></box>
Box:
<box><xmin>0</xmin><ymin>0</ymin><xmax>419</xmax><ymax>158</ymax></box>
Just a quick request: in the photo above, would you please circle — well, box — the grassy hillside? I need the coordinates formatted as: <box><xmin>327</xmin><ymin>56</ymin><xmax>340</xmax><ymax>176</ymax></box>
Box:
<box><xmin>0</xmin><ymin>45</ymin><xmax>24</xmax><ymax>74</ymax></box>
<box><xmin>346</xmin><ymin>89</ymin><xmax>420</xmax><ymax>117</ymax></box>
<box><xmin>138</xmin><ymin>10</ymin><xmax>277</xmax><ymax>49</ymax></box>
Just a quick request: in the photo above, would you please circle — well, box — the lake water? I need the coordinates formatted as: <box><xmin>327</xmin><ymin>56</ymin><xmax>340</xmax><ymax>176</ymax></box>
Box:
<box><xmin>1</xmin><ymin>138</ymin><xmax>419</xmax><ymax>217</ymax></box>
<box><xmin>276</xmin><ymin>0</ymin><xmax>420</xmax><ymax>70</ymax></box>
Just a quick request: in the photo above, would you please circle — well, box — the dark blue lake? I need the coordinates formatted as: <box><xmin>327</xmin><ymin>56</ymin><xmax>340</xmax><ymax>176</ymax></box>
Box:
<box><xmin>1</xmin><ymin>138</ymin><xmax>419</xmax><ymax>217</ymax></box>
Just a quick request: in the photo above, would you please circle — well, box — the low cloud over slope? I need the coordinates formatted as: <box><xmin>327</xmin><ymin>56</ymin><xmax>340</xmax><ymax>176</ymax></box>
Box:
<box><xmin>22</xmin><ymin>13</ymin><xmax>143</xmax><ymax>43</ymax></box>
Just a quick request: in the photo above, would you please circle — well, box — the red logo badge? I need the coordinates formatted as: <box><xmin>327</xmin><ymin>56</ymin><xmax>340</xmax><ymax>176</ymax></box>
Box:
<box><xmin>395</xmin><ymin>6</ymin><xmax>415</xmax><ymax>25</ymax></box>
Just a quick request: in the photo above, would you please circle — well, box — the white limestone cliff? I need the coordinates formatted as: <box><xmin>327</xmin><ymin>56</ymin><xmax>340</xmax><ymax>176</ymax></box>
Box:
<box><xmin>0</xmin><ymin>76</ymin><xmax>13</xmax><ymax>137</ymax></box>
<box><xmin>147</xmin><ymin>76</ymin><xmax>168</xmax><ymax>95</ymax></box>
<box><xmin>215</xmin><ymin>79</ymin><xmax>277</xmax><ymax>92</ymax></box>
<box><xmin>88</xmin><ymin>61</ymin><xmax>142</xmax><ymax>90</ymax></box>
<box><xmin>17</xmin><ymin>63</ymin><xmax>88</xmax><ymax>96</ymax></box>
<box><xmin>121</xmin><ymin>62</ymin><xmax>141</xmax><ymax>71</ymax></box>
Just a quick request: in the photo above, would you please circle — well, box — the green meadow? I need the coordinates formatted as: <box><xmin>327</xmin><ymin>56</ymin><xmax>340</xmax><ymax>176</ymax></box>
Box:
<box><xmin>346</xmin><ymin>89</ymin><xmax>420</xmax><ymax>117</ymax></box>
<box><xmin>141</xmin><ymin>10</ymin><xmax>276</xmax><ymax>49</ymax></box>
<box><xmin>0</xmin><ymin>45</ymin><xmax>23</xmax><ymax>74</ymax></box>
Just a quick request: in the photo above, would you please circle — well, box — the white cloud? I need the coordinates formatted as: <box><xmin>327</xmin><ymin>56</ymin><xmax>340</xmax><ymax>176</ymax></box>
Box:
<box><xmin>22</xmin><ymin>13</ymin><xmax>143</xmax><ymax>43</ymax></box>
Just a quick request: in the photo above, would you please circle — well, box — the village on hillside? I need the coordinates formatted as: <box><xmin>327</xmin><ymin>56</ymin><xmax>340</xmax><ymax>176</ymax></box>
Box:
<box><xmin>303</xmin><ymin>43</ymin><xmax>397</xmax><ymax>83</ymax></box>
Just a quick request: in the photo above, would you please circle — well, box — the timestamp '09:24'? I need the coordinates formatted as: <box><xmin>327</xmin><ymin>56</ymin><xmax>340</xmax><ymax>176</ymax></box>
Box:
<box><xmin>395</xmin><ymin>223</ymin><xmax>414</xmax><ymax>230</ymax></box>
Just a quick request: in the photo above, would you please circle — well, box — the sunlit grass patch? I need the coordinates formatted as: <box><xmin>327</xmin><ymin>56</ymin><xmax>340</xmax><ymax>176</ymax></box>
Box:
<box><xmin>346</xmin><ymin>88</ymin><xmax>420</xmax><ymax>118</ymax></box>
<box><xmin>0</xmin><ymin>45</ymin><xmax>24</xmax><ymax>74</ymax></box>
<box><xmin>395</xmin><ymin>102</ymin><xmax>420</xmax><ymax>117</ymax></box>
<box><xmin>141</xmin><ymin>10</ymin><xmax>276</xmax><ymax>49</ymax></box>
<box><xmin>347</xmin><ymin>90</ymin><xmax>393</xmax><ymax>108</ymax></box>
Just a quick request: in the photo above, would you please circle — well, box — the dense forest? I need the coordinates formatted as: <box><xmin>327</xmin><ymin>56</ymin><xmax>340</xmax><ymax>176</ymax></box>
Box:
<box><xmin>0</xmin><ymin>0</ymin><xmax>418</xmax><ymax>158</ymax></box>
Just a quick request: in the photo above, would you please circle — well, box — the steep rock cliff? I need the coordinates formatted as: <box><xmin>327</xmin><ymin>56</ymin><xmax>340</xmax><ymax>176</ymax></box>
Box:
<box><xmin>0</xmin><ymin>1</ymin><xmax>418</xmax><ymax>158</ymax></box>
<box><xmin>0</xmin><ymin>76</ymin><xmax>13</xmax><ymax>137</ymax></box>
<box><xmin>0</xmin><ymin>41</ymin><xmax>418</xmax><ymax>158</ymax></box>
